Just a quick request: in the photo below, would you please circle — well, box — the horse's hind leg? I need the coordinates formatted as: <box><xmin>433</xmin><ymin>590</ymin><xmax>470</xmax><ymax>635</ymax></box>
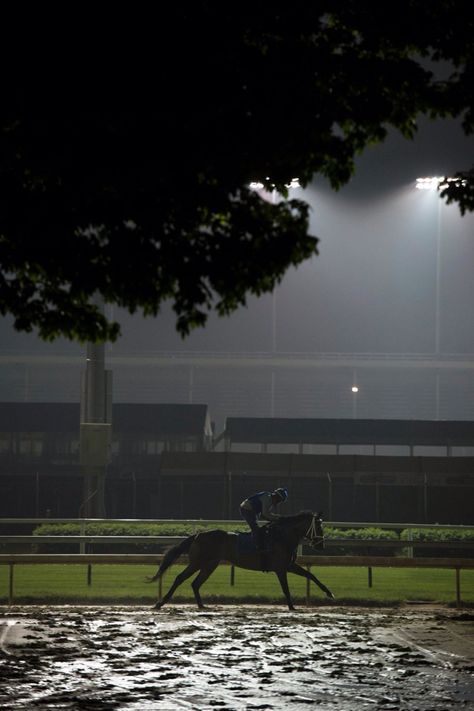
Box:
<box><xmin>191</xmin><ymin>561</ymin><xmax>219</xmax><ymax>609</ymax></box>
<box><xmin>154</xmin><ymin>564</ymin><xmax>198</xmax><ymax>610</ymax></box>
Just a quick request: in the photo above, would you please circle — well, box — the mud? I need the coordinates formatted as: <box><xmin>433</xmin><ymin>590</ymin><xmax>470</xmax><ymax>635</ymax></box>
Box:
<box><xmin>0</xmin><ymin>605</ymin><xmax>473</xmax><ymax>710</ymax></box>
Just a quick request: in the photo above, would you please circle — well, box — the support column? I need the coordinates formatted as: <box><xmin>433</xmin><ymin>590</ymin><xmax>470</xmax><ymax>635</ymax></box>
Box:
<box><xmin>80</xmin><ymin>327</ymin><xmax>112</xmax><ymax>518</ymax></box>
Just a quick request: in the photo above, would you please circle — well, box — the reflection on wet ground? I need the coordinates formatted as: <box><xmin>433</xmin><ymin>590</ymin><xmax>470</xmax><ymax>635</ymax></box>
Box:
<box><xmin>0</xmin><ymin>605</ymin><xmax>473</xmax><ymax>710</ymax></box>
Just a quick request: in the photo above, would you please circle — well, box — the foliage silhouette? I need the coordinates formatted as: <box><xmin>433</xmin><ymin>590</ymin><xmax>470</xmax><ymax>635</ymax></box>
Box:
<box><xmin>1</xmin><ymin>3</ymin><xmax>473</xmax><ymax>341</ymax></box>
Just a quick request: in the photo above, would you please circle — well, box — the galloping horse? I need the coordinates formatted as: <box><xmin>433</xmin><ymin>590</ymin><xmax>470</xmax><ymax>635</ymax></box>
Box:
<box><xmin>146</xmin><ymin>510</ymin><xmax>334</xmax><ymax>610</ymax></box>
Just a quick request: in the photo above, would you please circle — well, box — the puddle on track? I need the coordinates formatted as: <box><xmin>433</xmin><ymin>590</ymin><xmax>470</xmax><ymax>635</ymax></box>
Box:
<box><xmin>0</xmin><ymin>605</ymin><xmax>473</xmax><ymax>710</ymax></box>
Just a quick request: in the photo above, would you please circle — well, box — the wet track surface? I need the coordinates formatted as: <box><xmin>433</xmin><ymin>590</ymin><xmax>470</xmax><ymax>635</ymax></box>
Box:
<box><xmin>0</xmin><ymin>606</ymin><xmax>473</xmax><ymax>710</ymax></box>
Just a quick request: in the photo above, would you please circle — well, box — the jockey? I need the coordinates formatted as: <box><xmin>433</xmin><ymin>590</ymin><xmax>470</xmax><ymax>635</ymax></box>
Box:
<box><xmin>239</xmin><ymin>488</ymin><xmax>288</xmax><ymax>550</ymax></box>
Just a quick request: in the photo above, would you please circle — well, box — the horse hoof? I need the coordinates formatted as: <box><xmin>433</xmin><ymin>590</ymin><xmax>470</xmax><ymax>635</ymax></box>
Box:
<box><xmin>328</xmin><ymin>592</ymin><xmax>335</xmax><ymax>600</ymax></box>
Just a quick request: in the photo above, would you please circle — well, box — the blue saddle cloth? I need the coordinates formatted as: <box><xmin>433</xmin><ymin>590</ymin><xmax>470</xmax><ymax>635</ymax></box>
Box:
<box><xmin>236</xmin><ymin>530</ymin><xmax>271</xmax><ymax>554</ymax></box>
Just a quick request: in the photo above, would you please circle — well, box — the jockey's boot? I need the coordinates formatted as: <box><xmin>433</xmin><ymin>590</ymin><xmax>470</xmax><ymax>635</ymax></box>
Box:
<box><xmin>258</xmin><ymin>532</ymin><xmax>270</xmax><ymax>571</ymax></box>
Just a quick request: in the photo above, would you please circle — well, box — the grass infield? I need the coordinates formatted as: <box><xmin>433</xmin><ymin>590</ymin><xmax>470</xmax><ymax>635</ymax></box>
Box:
<box><xmin>1</xmin><ymin>563</ymin><xmax>473</xmax><ymax>606</ymax></box>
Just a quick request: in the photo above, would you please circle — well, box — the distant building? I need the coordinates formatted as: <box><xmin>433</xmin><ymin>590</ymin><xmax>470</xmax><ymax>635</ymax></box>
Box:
<box><xmin>0</xmin><ymin>402</ymin><xmax>213</xmax><ymax>517</ymax></box>
<box><xmin>0</xmin><ymin>404</ymin><xmax>473</xmax><ymax>524</ymax></box>
<box><xmin>0</xmin><ymin>402</ymin><xmax>213</xmax><ymax>460</ymax></box>
<box><xmin>216</xmin><ymin>417</ymin><xmax>474</xmax><ymax>457</ymax></box>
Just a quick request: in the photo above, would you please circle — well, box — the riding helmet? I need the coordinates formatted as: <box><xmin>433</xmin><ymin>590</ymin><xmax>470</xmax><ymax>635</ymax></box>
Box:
<box><xmin>274</xmin><ymin>487</ymin><xmax>288</xmax><ymax>502</ymax></box>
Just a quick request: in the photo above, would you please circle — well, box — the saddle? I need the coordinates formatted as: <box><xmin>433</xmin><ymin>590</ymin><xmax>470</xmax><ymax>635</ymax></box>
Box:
<box><xmin>236</xmin><ymin>527</ymin><xmax>272</xmax><ymax>555</ymax></box>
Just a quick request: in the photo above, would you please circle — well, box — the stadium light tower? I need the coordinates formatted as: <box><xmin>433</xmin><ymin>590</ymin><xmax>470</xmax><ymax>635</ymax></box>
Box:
<box><xmin>415</xmin><ymin>175</ymin><xmax>462</xmax><ymax>419</ymax></box>
<box><xmin>415</xmin><ymin>177</ymin><xmax>444</xmax><ymax>355</ymax></box>
<box><xmin>250</xmin><ymin>177</ymin><xmax>300</xmax><ymax>354</ymax></box>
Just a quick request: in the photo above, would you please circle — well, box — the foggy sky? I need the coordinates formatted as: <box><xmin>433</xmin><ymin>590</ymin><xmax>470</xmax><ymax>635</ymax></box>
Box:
<box><xmin>1</xmin><ymin>116</ymin><xmax>473</xmax><ymax>360</ymax></box>
<box><xmin>114</xmin><ymin>116</ymin><xmax>474</xmax><ymax>356</ymax></box>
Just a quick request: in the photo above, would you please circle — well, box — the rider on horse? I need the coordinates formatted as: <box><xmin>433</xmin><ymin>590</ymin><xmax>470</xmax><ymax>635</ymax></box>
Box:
<box><xmin>239</xmin><ymin>487</ymin><xmax>288</xmax><ymax>551</ymax></box>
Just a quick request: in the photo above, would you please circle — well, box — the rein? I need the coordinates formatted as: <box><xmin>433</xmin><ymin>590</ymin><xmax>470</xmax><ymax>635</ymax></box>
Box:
<box><xmin>304</xmin><ymin>515</ymin><xmax>323</xmax><ymax>545</ymax></box>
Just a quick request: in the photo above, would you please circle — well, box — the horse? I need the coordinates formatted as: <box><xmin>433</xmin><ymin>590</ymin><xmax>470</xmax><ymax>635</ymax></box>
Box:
<box><xmin>146</xmin><ymin>510</ymin><xmax>334</xmax><ymax>611</ymax></box>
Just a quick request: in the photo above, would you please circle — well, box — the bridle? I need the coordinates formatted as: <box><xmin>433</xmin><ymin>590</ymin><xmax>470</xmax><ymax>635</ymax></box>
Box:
<box><xmin>304</xmin><ymin>514</ymin><xmax>324</xmax><ymax>548</ymax></box>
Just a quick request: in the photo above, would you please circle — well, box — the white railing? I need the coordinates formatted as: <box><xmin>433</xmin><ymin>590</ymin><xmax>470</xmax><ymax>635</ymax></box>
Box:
<box><xmin>1</xmin><ymin>517</ymin><xmax>473</xmax><ymax>529</ymax></box>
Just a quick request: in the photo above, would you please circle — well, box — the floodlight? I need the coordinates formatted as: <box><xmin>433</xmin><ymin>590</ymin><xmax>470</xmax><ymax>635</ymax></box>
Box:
<box><xmin>416</xmin><ymin>176</ymin><xmax>467</xmax><ymax>190</ymax></box>
<box><xmin>415</xmin><ymin>177</ymin><xmax>444</xmax><ymax>190</ymax></box>
<box><xmin>250</xmin><ymin>177</ymin><xmax>300</xmax><ymax>191</ymax></box>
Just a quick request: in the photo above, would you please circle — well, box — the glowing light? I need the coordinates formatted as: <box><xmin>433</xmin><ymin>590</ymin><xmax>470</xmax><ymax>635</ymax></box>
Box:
<box><xmin>249</xmin><ymin>177</ymin><xmax>300</xmax><ymax>191</ymax></box>
<box><xmin>351</xmin><ymin>386</ymin><xmax>359</xmax><ymax>393</ymax></box>
<box><xmin>416</xmin><ymin>176</ymin><xmax>467</xmax><ymax>190</ymax></box>
<box><xmin>415</xmin><ymin>177</ymin><xmax>444</xmax><ymax>190</ymax></box>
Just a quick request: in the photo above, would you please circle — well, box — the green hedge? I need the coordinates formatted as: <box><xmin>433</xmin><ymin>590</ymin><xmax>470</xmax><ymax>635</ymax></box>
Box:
<box><xmin>325</xmin><ymin>527</ymin><xmax>398</xmax><ymax>540</ymax></box>
<box><xmin>31</xmin><ymin>522</ymin><xmax>248</xmax><ymax>553</ymax></box>
<box><xmin>399</xmin><ymin>527</ymin><xmax>474</xmax><ymax>558</ymax></box>
<box><xmin>30</xmin><ymin>523</ymin><xmax>474</xmax><ymax>556</ymax></box>
<box><xmin>32</xmin><ymin>523</ymin><xmax>399</xmax><ymax>555</ymax></box>
<box><xmin>33</xmin><ymin>523</ymin><xmax>474</xmax><ymax>541</ymax></box>
<box><xmin>33</xmin><ymin>522</ymin><xmax>248</xmax><ymax>536</ymax></box>
<box><xmin>321</xmin><ymin>527</ymin><xmax>400</xmax><ymax>556</ymax></box>
<box><xmin>400</xmin><ymin>528</ymin><xmax>474</xmax><ymax>542</ymax></box>
<box><xmin>34</xmin><ymin>523</ymin><xmax>400</xmax><ymax>538</ymax></box>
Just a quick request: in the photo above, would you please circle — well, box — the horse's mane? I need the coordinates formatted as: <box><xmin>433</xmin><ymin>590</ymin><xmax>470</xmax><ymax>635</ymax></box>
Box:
<box><xmin>270</xmin><ymin>510</ymin><xmax>314</xmax><ymax>527</ymax></box>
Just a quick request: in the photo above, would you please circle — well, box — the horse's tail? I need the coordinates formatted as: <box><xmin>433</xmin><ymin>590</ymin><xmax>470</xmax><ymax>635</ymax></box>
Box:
<box><xmin>145</xmin><ymin>534</ymin><xmax>197</xmax><ymax>583</ymax></box>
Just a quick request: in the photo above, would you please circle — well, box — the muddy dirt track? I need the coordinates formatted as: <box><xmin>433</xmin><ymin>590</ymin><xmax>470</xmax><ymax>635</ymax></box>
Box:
<box><xmin>0</xmin><ymin>605</ymin><xmax>473</xmax><ymax>710</ymax></box>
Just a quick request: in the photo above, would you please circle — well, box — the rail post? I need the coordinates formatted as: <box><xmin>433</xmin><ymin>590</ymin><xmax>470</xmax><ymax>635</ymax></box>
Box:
<box><xmin>406</xmin><ymin>527</ymin><xmax>413</xmax><ymax>558</ymax></box>
<box><xmin>230</xmin><ymin>565</ymin><xmax>235</xmax><ymax>587</ymax></box>
<box><xmin>305</xmin><ymin>565</ymin><xmax>310</xmax><ymax>605</ymax></box>
<box><xmin>455</xmin><ymin>567</ymin><xmax>461</xmax><ymax>606</ymax></box>
<box><xmin>80</xmin><ymin>520</ymin><xmax>86</xmax><ymax>554</ymax></box>
<box><xmin>87</xmin><ymin>564</ymin><xmax>92</xmax><ymax>586</ymax></box>
<box><xmin>368</xmin><ymin>567</ymin><xmax>373</xmax><ymax>588</ymax></box>
<box><xmin>9</xmin><ymin>563</ymin><xmax>14</xmax><ymax>605</ymax></box>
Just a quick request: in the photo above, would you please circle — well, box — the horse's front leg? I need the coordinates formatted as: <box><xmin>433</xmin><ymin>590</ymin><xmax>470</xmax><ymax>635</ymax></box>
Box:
<box><xmin>275</xmin><ymin>570</ymin><xmax>296</xmax><ymax>611</ymax></box>
<box><xmin>287</xmin><ymin>561</ymin><xmax>334</xmax><ymax>599</ymax></box>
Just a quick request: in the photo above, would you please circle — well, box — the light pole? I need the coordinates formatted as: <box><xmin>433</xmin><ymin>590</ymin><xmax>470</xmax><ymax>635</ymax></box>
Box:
<box><xmin>415</xmin><ymin>177</ymin><xmax>443</xmax><ymax>355</ymax></box>
<box><xmin>415</xmin><ymin>176</ymin><xmax>453</xmax><ymax>419</ymax></box>
<box><xmin>249</xmin><ymin>177</ymin><xmax>300</xmax><ymax>356</ymax></box>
